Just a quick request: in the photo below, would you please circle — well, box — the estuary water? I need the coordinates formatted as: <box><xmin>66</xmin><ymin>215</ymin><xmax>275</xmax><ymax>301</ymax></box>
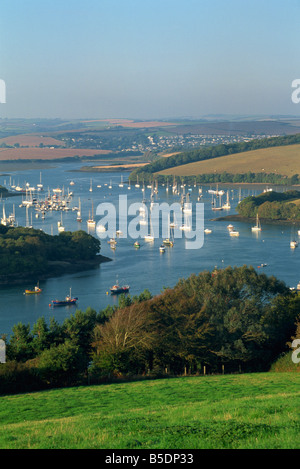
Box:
<box><xmin>0</xmin><ymin>161</ymin><xmax>299</xmax><ymax>336</ymax></box>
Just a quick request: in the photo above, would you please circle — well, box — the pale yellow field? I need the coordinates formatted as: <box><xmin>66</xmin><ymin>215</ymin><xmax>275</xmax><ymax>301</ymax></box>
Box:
<box><xmin>156</xmin><ymin>144</ymin><xmax>300</xmax><ymax>177</ymax></box>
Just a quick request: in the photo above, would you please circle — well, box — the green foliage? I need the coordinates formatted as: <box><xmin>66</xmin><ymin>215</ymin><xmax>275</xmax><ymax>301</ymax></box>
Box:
<box><xmin>91</xmin><ymin>266</ymin><xmax>298</xmax><ymax>376</ymax></box>
<box><xmin>36</xmin><ymin>341</ymin><xmax>85</xmax><ymax>387</ymax></box>
<box><xmin>2</xmin><ymin>268</ymin><xmax>300</xmax><ymax>394</ymax></box>
<box><xmin>0</xmin><ymin>227</ymin><xmax>101</xmax><ymax>278</ymax></box>
<box><xmin>237</xmin><ymin>190</ymin><xmax>300</xmax><ymax>220</ymax></box>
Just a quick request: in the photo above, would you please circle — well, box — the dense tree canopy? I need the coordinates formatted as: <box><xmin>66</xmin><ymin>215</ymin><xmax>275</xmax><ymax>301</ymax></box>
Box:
<box><xmin>237</xmin><ymin>190</ymin><xmax>300</xmax><ymax>220</ymax></box>
<box><xmin>0</xmin><ymin>268</ymin><xmax>299</xmax><ymax>394</ymax></box>
<box><xmin>0</xmin><ymin>226</ymin><xmax>101</xmax><ymax>278</ymax></box>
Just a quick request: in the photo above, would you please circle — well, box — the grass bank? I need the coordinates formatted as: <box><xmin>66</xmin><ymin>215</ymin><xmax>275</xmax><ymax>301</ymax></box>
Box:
<box><xmin>0</xmin><ymin>372</ymin><xmax>299</xmax><ymax>449</ymax></box>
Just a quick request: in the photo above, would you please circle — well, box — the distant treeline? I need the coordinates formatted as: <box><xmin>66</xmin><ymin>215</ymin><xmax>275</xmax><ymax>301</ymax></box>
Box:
<box><xmin>0</xmin><ymin>226</ymin><xmax>101</xmax><ymax>281</ymax></box>
<box><xmin>1</xmin><ymin>266</ymin><xmax>300</xmax><ymax>394</ymax></box>
<box><xmin>129</xmin><ymin>133</ymin><xmax>300</xmax><ymax>182</ymax></box>
<box><xmin>153</xmin><ymin>172</ymin><xmax>300</xmax><ymax>186</ymax></box>
<box><xmin>237</xmin><ymin>190</ymin><xmax>300</xmax><ymax>220</ymax></box>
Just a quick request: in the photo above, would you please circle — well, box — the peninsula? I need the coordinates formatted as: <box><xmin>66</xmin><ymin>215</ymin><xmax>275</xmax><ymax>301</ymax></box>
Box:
<box><xmin>0</xmin><ymin>226</ymin><xmax>111</xmax><ymax>285</ymax></box>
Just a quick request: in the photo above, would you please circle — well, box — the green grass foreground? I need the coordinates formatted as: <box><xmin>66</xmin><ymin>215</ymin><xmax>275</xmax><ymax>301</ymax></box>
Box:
<box><xmin>0</xmin><ymin>372</ymin><xmax>299</xmax><ymax>449</ymax></box>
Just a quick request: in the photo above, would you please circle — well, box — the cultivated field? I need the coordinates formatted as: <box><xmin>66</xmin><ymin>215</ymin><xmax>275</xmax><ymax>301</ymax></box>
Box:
<box><xmin>0</xmin><ymin>134</ymin><xmax>66</xmax><ymax>147</ymax></box>
<box><xmin>157</xmin><ymin>144</ymin><xmax>300</xmax><ymax>177</ymax></box>
<box><xmin>82</xmin><ymin>119</ymin><xmax>176</xmax><ymax>128</ymax></box>
<box><xmin>0</xmin><ymin>147</ymin><xmax>112</xmax><ymax>161</ymax></box>
<box><xmin>0</xmin><ymin>372</ymin><xmax>299</xmax><ymax>449</ymax></box>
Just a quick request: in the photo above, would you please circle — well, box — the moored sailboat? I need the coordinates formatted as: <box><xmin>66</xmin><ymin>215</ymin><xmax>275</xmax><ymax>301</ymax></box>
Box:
<box><xmin>251</xmin><ymin>213</ymin><xmax>262</xmax><ymax>232</ymax></box>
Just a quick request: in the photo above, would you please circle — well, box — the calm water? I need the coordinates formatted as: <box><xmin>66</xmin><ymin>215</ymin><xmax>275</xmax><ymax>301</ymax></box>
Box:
<box><xmin>0</xmin><ymin>162</ymin><xmax>299</xmax><ymax>336</ymax></box>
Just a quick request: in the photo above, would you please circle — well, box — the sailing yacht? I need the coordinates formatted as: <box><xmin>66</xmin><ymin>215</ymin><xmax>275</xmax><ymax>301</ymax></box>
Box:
<box><xmin>183</xmin><ymin>193</ymin><xmax>192</xmax><ymax>213</ymax></box>
<box><xmin>37</xmin><ymin>172</ymin><xmax>43</xmax><ymax>191</ymax></box>
<box><xmin>87</xmin><ymin>201</ymin><xmax>96</xmax><ymax>228</ymax></box>
<box><xmin>251</xmin><ymin>213</ymin><xmax>261</xmax><ymax>232</ymax></box>
<box><xmin>58</xmin><ymin>212</ymin><xmax>65</xmax><ymax>232</ymax></box>
<box><xmin>144</xmin><ymin>212</ymin><xmax>154</xmax><ymax>241</ymax></box>
<box><xmin>1</xmin><ymin>204</ymin><xmax>8</xmax><ymax>226</ymax></box>
<box><xmin>290</xmin><ymin>225</ymin><xmax>298</xmax><ymax>248</ymax></box>
<box><xmin>222</xmin><ymin>191</ymin><xmax>231</xmax><ymax>210</ymax></box>
<box><xmin>163</xmin><ymin>215</ymin><xmax>174</xmax><ymax>246</ymax></box>
<box><xmin>76</xmin><ymin>197</ymin><xmax>82</xmax><ymax>222</ymax></box>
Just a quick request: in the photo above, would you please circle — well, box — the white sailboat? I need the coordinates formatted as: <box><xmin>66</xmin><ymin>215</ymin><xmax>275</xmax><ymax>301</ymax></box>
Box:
<box><xmin>1</xmin><ymin>204</ymin><xmax>7</xmax><ymax>226</ymax></box>
<box><xmin>87</xmin><ymin>201</ymin><xmax>96</xmax><ymax>228</ymax></box>
<box><xmin>58</xmin><ymin>212</ymin><xmax>65</xmax><ymax>232</ymax></box>
<box><xmin>251</xmin><ymin>213</ymin><xmax>261</xmax><ymax>232</ymax></box>
<box><xmin>37</xmin><ymin>172</ymin><xmax>43</xmax><ymax>191</ymax></box>
<box><xmin>76</xmin><ymin>197</ymin><xmax>82</xmax><ymax>222</ymax></box>
<box><xmin>144</xmin><ymin>211</ymin><xmax>154</xmax><ymax>241</ymax></box>
<box><xmin>290</xmin><ymin>225</ymin><xmax>298</xmax><ymax>248</ymax></box>
<box><xmin>222</xmin><ymin>191</ymin><xmax>231</xmax><ymax>209</ymax></box>
<box><xmin>163</xmin><ymin>215</ymin><xmax>174</xmax><ymax>246</ymax></box>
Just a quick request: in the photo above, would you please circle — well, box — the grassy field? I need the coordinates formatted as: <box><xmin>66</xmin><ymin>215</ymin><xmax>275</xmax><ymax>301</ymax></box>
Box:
<box><xmin>0</xmin><ymin>372</ymin><xmax>299</xmax><ymax>449</ymax></box>
<box><xmin>156</xmin><ymin>144</ymin><xmax>300</xmax><ymax>177</ymax></box>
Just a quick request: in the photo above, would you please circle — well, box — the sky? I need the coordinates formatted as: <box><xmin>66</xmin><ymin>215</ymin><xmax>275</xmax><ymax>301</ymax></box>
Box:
<box><xmin>0</xmin><ymin>0</ymin><xmax>300</xmax><ymax>119</ymax></box>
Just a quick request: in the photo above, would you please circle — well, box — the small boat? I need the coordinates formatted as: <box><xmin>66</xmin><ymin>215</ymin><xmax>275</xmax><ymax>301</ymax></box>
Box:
<box><xmin>97</xmin><ymin>224</ymin><xmax>106</xmax><ymax>232</ymax></box>
<box><xmin>24</xmin><ymin>284</ymin><xmax>42</xmax><ymax>295</ymax></box>
<box><xmin>134</xmin><ymin>241</ymin><xmax>140</xmax><ymax>248</ymax></box>
<box><xmin>110</xmin><ymin>280</ymin><xmax>130</xmax><ymax>295</ymax></box>
<box><xmin>50</xmin><ymin>288</ymin><xmax>78</xmax><ymax>307</ymax></box>
<box><xmin>290</xmin><ymin>240</ymin><xmax>298</xmax><ymax>249</ymax></box>
<box><xmin>257</xmin><ymin>263</ymin><xmax>268</xmax><ymax>268</ymax></box>
<box><xmin>163</xmin><ymin>238</ymin><xmax>174</xmax><ymax>246</ymax></box>
<box><xmin>204</xmin><ymin>228</ymin><xmax>212</xmax><ymax>234</ymax></box>
<box><xmin>159</xmin><ymin>244</ymin><xmax>166</xmax><ymax>252</ymax></box>
<box><xmin>227</xmin><ymin>224</ymin><xmax>234</xmax><ymax>231</ymax></box>
<box><xmin>229</xmin><ymin>230</ymin><xmax>240</xmax><ymax>237</ymax></box>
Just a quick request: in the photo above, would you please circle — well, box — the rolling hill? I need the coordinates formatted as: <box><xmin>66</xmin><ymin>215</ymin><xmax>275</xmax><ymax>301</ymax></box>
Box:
<box><xmin>156</xmin><ymin>143</ymin><xmax>300</xmax><ymax>178</ymax></box>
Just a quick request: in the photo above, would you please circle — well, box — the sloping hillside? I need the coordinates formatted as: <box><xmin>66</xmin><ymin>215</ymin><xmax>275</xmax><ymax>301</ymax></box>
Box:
<box><xmin>156</xmin><ymin>144</ymin><xmax>300</xmax><ymax>177</ymax></box>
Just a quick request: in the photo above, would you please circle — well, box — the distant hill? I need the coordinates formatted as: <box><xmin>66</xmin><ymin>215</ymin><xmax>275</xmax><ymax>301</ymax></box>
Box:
<box><xmin>130</xmin><ymin>133</ymin><xmax>300</xmax><ymax>185</ymax></box>
<box><xmin>157</xmin><ymin>143</ymin><xmax>300</xmax><ymax>178</ymax></box>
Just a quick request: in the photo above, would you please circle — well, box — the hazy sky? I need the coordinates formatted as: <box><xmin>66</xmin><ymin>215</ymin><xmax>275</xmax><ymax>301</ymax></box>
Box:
<box><xmin>1</xmin><ymin>0</ymin><xmax>300</xmax><ymax>119</ymax></box>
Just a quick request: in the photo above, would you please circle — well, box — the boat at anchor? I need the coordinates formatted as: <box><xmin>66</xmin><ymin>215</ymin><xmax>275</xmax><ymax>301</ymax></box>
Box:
<box><xmin>50</xmin><ymin>288</ymin><xmax>78</xmax><ymax>306</ymax></box>
<box><xmin>24</xmin><ymin>283</ymin><xmax>42</xmax><ymax>295</ymax></box>
<box><xmin>110</xmin><ymin>276</ymin><xmax>130</xmax><ymax>295</ymax></box>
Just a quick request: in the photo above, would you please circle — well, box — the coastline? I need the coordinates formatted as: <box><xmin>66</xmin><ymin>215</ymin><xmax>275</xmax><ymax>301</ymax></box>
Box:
<box><xmin>211</xmin><ymin>214</ymin><xmax>300</xmax><ymax>226</ymax></box>
<box><xmin>0</xmin><ymin>254</ymin><xmax>112</xmax><ymax>286</ymax></box>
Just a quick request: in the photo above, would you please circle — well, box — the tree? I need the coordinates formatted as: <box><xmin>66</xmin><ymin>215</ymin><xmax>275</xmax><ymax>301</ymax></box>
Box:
<box><xmin>36</xmin><ymin>341</ymin><xmax>85</xmax><ymax>387</ymax></box>
<box><xmin>92</xmin><ymin>302</ymin><xmax>155</xmax><ymax>374</ymax></box>
<box><xmin>7</xmin><ymin>323</ymin><xmax>33</xmax><ymax>362</ymax></box>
